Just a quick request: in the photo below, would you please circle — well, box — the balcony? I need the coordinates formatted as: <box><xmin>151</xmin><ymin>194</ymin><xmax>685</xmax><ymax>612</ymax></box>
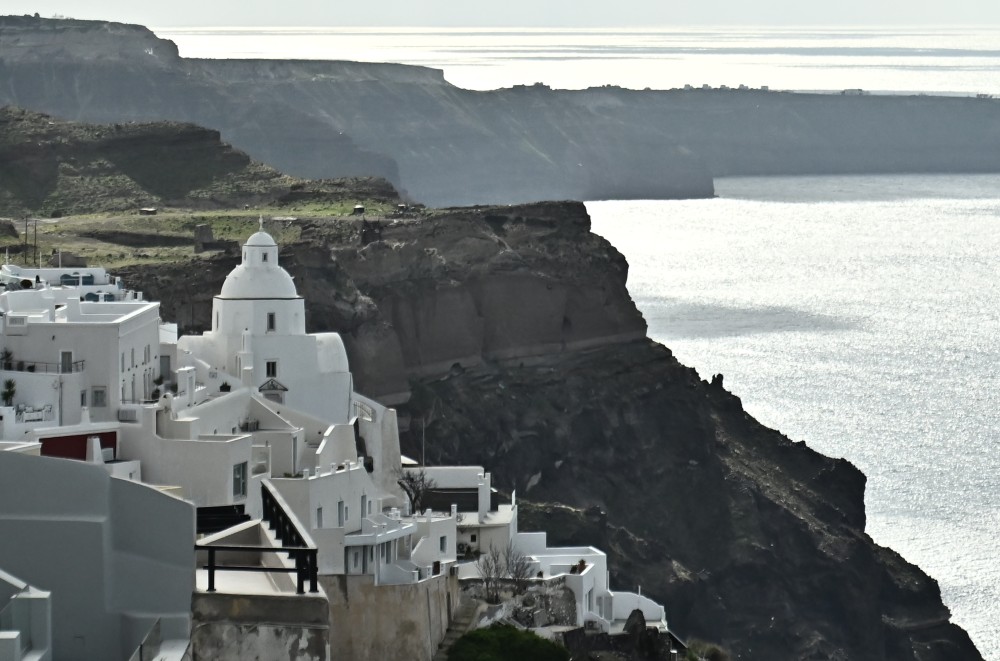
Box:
<box><xmin>2</xmin><ymin>358</ymin><xmax>85</xmax><ymax>374</ymax></box>
<box><xmin>14</xmin><ymin>404</ymin><xmax>53</xmax><ymax>423</ymax></box>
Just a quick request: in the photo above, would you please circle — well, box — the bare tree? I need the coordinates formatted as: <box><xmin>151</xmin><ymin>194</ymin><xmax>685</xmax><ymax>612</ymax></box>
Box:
<box><xmin>477</xmin><ymin>543</ymin><xmax>504</xmax><ymax>603</ymax></box>
<box><xmin>503</xmin><ymin>541</ymin><xmax>532</xmax><ymax>595</ymax></box>
<box><xmin>395</xmin><ymin>467</ymin><xmax>436</xmax><ymax>514</ymax></box>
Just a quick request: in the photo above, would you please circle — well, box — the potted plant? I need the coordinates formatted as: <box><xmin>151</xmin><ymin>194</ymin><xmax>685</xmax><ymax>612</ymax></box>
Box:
<box><xmin>1</xmin><ymin>349</ymin><xmax>12</xmax><ymax>370</ymax></box>
<box><xmin>2</xmin><ymin>379</ymin><xmax>16</xmax><ymax>407</ymax></box>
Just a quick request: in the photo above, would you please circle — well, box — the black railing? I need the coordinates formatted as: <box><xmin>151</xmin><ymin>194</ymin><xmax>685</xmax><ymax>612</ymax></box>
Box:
<box><xmin>200</xmin><ymin>544</ymin><xmax>318</xmax><ymax>595</ymax></box>
<box><xmin>2</xmin><ymin>359</ymin><xmax>85</xmax><ymax>374</ymax></box>
<box><xmin>197</xmin><ymin>480</ymin><xmax>319</xmax><ymax>594</ymax></box>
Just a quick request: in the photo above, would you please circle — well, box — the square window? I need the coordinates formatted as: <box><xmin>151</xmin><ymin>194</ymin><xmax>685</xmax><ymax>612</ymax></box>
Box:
<box><xmin>470</xmin><ymin>534</ymin><xmax>477</xmax><ymax>543</ymax></box>
<box><xmin>92</xmin><ymin>387</ymin><xmax>107</xmax><ymax>408</ymax></box>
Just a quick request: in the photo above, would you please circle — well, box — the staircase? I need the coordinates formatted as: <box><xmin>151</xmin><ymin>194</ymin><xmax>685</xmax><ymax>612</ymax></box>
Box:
<box><xmin>196</xmin><ymin>504</ymin><xmax>250</xmax><ymax>535</ymax></box>
<box><xmin>432</xmin><ymin>599</ymin><xmax>481</xmax><ymax>661</ymax></box>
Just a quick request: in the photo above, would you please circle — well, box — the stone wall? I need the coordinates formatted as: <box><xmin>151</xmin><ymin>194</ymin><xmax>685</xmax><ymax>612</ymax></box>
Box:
<box><xmin>320</xmin><ymin>574</ymin><xmax>459</xmax><ymax>661</ymax></box>
<box><xmin>190</xmin><ymin>593</ymin><xmax>330</xmax><ymax>661</ymax></box>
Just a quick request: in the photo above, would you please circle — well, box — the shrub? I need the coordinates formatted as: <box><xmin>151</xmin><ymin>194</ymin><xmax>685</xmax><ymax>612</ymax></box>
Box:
<box><xmin>686</xmin><ymin>639</ymin><xmax>731</xmax><ymax>661</ymax></box>
<box><xmin>448</xmin><ymin>625</ymin><xmax>568</xmax><ymax>661</ymax></box>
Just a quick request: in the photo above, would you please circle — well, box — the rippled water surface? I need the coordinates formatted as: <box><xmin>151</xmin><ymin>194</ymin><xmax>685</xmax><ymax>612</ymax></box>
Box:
<box><xmin>589</xmin><ymin>174</ymin><xmax>1000</xmax><ymax>658</ymax></box>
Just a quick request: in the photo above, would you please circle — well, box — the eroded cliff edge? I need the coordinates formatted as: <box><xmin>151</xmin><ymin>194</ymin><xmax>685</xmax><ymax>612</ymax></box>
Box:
<box><xmin>118</xmin><ymin>201</ymin><xmax>983</xmax><ymax>660</ymax></box>
<box><xmin>7</xmin><ymin>15</ymin><xmax>1000</xmax><ymax>209</ymax></box>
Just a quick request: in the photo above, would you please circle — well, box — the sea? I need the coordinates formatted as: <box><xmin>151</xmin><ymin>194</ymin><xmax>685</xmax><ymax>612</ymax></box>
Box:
<box><xmin>159</xmin><ymin>26</ymin><xmax>1000</xmax><ymax>657</ymax></box>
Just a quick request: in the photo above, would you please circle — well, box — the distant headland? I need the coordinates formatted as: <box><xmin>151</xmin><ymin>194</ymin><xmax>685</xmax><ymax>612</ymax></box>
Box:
<box><xmin>4</xmin><ymin>15</ymin><xmax>1000</xmax><ymax>206</ymax></box>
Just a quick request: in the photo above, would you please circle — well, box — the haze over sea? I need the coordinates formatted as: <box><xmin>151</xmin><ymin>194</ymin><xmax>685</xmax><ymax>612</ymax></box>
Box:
<box><xmin>161</xmin><ymin>26</ymin><xmax>1000</xmax><ymax>657</ymax></box>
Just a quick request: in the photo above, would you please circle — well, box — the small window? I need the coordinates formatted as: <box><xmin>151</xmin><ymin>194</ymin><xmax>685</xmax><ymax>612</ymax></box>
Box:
<box><xmin>353</xmin><ymin>551</ymin><xmax>359</xmax><ymax>568</ymax></box>
<box><xmin>92</xmin><ymin>387</ymin><xmax>107</xmax><ymax>408</ymax></box>
<box><xmin>266</xmin><ymin>312</ymin><xmax>276</xmax><ymax>332</ymax></box>
<box><xmin>215</xmin><ymin>312</ymin><xmax>219</xmax><ymax>329</ymax></box>
<box><xmin>316</xmin><ymin>507</ymin><xmax>324</xmax><ymax>528</ymax></box>
<box><xmin>338</xmin><ymin>501</ymin><xmax>345</xmax><ymax>527</ymax></box>
<box><xmin>266</xmin><ymin>360</ymin><xmax>277</xmax><ymax>378</ymax></box>
<box><xmin>80</xmin><ymin>390</ymin><xmax>87</xmax><ymax>407</ymax></box>
<box><xmin>439</xmin><ymin>536</ymin><xmax>447</xmax><ymax>553</ymax></box>
<box><xmin>121</xmin><ymin>353</ymin><xmax>125</xmax><ymax>371</ymax></box>
<box><xmin>130</xmin><ymin>348</ymin><xmax>135</xmax><ymax>368</ymax></box>
<box><xmin>262</xmin><ymin>252</ymin><xmax>269</xmax><ymax>263</ymax></box>
<box><xmin>233</xmin><ymin>462</ymin><xmax>248</xmax><ymax>498</ymax></box>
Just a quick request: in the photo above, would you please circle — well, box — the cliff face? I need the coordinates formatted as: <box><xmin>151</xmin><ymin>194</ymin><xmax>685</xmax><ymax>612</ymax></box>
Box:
<box><xmin>0</xmin><ymin>107</ymin><xmax>402</xmax><ymax>216</ymax></box>
<box><xmin>7</xmin><ymin>18</ymin><xmax>1000</xmax><ymax>208</ymax></box>
<box><xmin>1</xmin><ymin>16</ymin><xmax>706</xmax><ymax>204</ymax></box>
<box><xmin>117</xmin><ymin>201</ymin><xmax>983</xmax><ymax>660</ymax></box>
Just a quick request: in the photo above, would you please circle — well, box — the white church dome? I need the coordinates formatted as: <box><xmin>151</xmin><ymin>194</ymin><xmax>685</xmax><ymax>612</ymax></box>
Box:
<box><xmin>218</xmin><ymin>229</ymin><xmax>300</xmax><ymax>300</ymax></box>
<box><xmin>244</xmin><ymin>231</ymin><xmax>277</xmax><ymax>247</ymax></box>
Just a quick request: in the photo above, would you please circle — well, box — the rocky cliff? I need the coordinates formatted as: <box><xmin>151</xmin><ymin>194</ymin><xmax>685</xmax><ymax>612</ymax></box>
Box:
<box><xmin>1</xmin><ymin>49</ymin><xmax>984</xmax><ymax>659</ymax></box>
<box><xmin>0</xmin><ymin>107</ymin><xmax>401</xmax><ymax>217</ymax></box>
<box><xmin>0</xmin><ymin>16</ymin><xmax>712</xmax><ymax>205</ymax></box>
<box><xmin>6</xmin><ymin>17</ymin><xmax>1000</xmax><ymax>207</ymax></box>
<box><xmin>111</xmin><ymin>200</ymin><xmax>982</xmax><ymax>660</ymax></box>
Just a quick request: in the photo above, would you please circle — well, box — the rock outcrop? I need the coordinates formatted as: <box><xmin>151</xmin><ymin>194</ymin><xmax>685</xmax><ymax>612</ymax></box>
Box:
<box><xmin>0</xmin><ymin>107</ymin><xmax>400</xmax><ymax>216</ymax></box>
<box><xmin>115</xmin><ymin>199</ymin><xmax>983</xmax><ymax>660</ymax></box>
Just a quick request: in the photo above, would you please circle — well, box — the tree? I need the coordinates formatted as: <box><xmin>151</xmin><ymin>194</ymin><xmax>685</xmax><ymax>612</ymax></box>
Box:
<box><xmin>2</xmin><ymin>379</ymin><xmax>15</xmax><ymax>407</ymax></box>
<box><xmin>477</xmin><ymin>541</ymin><xmax>533</xmax><ymax>602</ymax></box>
<box><xmin>476</xmin><ymin>543</ymin><xmax>504</xmax><ymax>603</ymax></box>
<box><xmin>448</xmin><ymin>624</ymin><xmax>569</xmax><ymax>661</ymax></box>
<box><xmin>503</xmin><ymin>541</ymin><xmax>532</xmax><ymax>595</ymax></box>
<box><xmin>396</xmin><ymin>467</ymin><xmax>436</xmax><ymax>514</ymax></box>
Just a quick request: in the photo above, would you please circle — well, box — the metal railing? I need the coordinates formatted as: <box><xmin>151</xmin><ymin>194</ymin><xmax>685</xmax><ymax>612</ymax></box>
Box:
<box><xmin>197</xmin><ymin>481</ymin><xmax>318</xmax><ymax>595</ymax></box>
<box><xmin>2</xmin><ymin>359</ymin><xmax>85</xmax><ymax>374</ymax></box>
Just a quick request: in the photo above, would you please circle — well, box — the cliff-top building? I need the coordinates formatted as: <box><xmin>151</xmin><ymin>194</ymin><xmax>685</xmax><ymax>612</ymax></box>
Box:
<box><xmin>0</xmin><ymin>226</ymin><xmax>671</xmax><ymax>661</ymax></box>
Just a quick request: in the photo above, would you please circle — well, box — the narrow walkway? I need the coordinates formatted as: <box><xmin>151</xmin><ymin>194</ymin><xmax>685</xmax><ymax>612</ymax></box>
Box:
<box><xmin>432</xmin><ymin>599</ymin><xmax>481</xmax><ymax>661</ymax></box>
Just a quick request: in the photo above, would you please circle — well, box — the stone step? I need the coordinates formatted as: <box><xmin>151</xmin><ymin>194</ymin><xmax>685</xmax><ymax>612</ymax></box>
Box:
<box><xmin>433</xmin><ymin>599</ymin><xmax>483</xmax><ymax>660</ymax></box>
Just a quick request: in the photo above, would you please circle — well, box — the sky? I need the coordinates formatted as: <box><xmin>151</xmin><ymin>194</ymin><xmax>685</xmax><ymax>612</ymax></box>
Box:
<box><xmin>3</xmin><ymin>0</ymin><xmax>1000</xmax><ymax>27</ymax></box>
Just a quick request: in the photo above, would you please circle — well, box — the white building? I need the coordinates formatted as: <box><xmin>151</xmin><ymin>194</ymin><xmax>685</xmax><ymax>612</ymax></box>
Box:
<box><xmin>0</xmin><ymin>451</ymin><xmax>193</xmax><ymax>661</ymax></box>
<box><xmin>0</xmin><ymin>281</ymin><xmax>161</xmax><ymax>465</ymax></box>
<box><xmin>0</xmin><ymin>226</ymin><xmax>672</xmax><ymax>658</ymax></box>
<box><xmin>178</xmin><ymin>228</ymin><xmax>353</xmax><ymax>423</ymax></box>
<box><xmin>0</xmin><ymin>567</ymin><xmax>51</xmax><ymax>661</ymax></box>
